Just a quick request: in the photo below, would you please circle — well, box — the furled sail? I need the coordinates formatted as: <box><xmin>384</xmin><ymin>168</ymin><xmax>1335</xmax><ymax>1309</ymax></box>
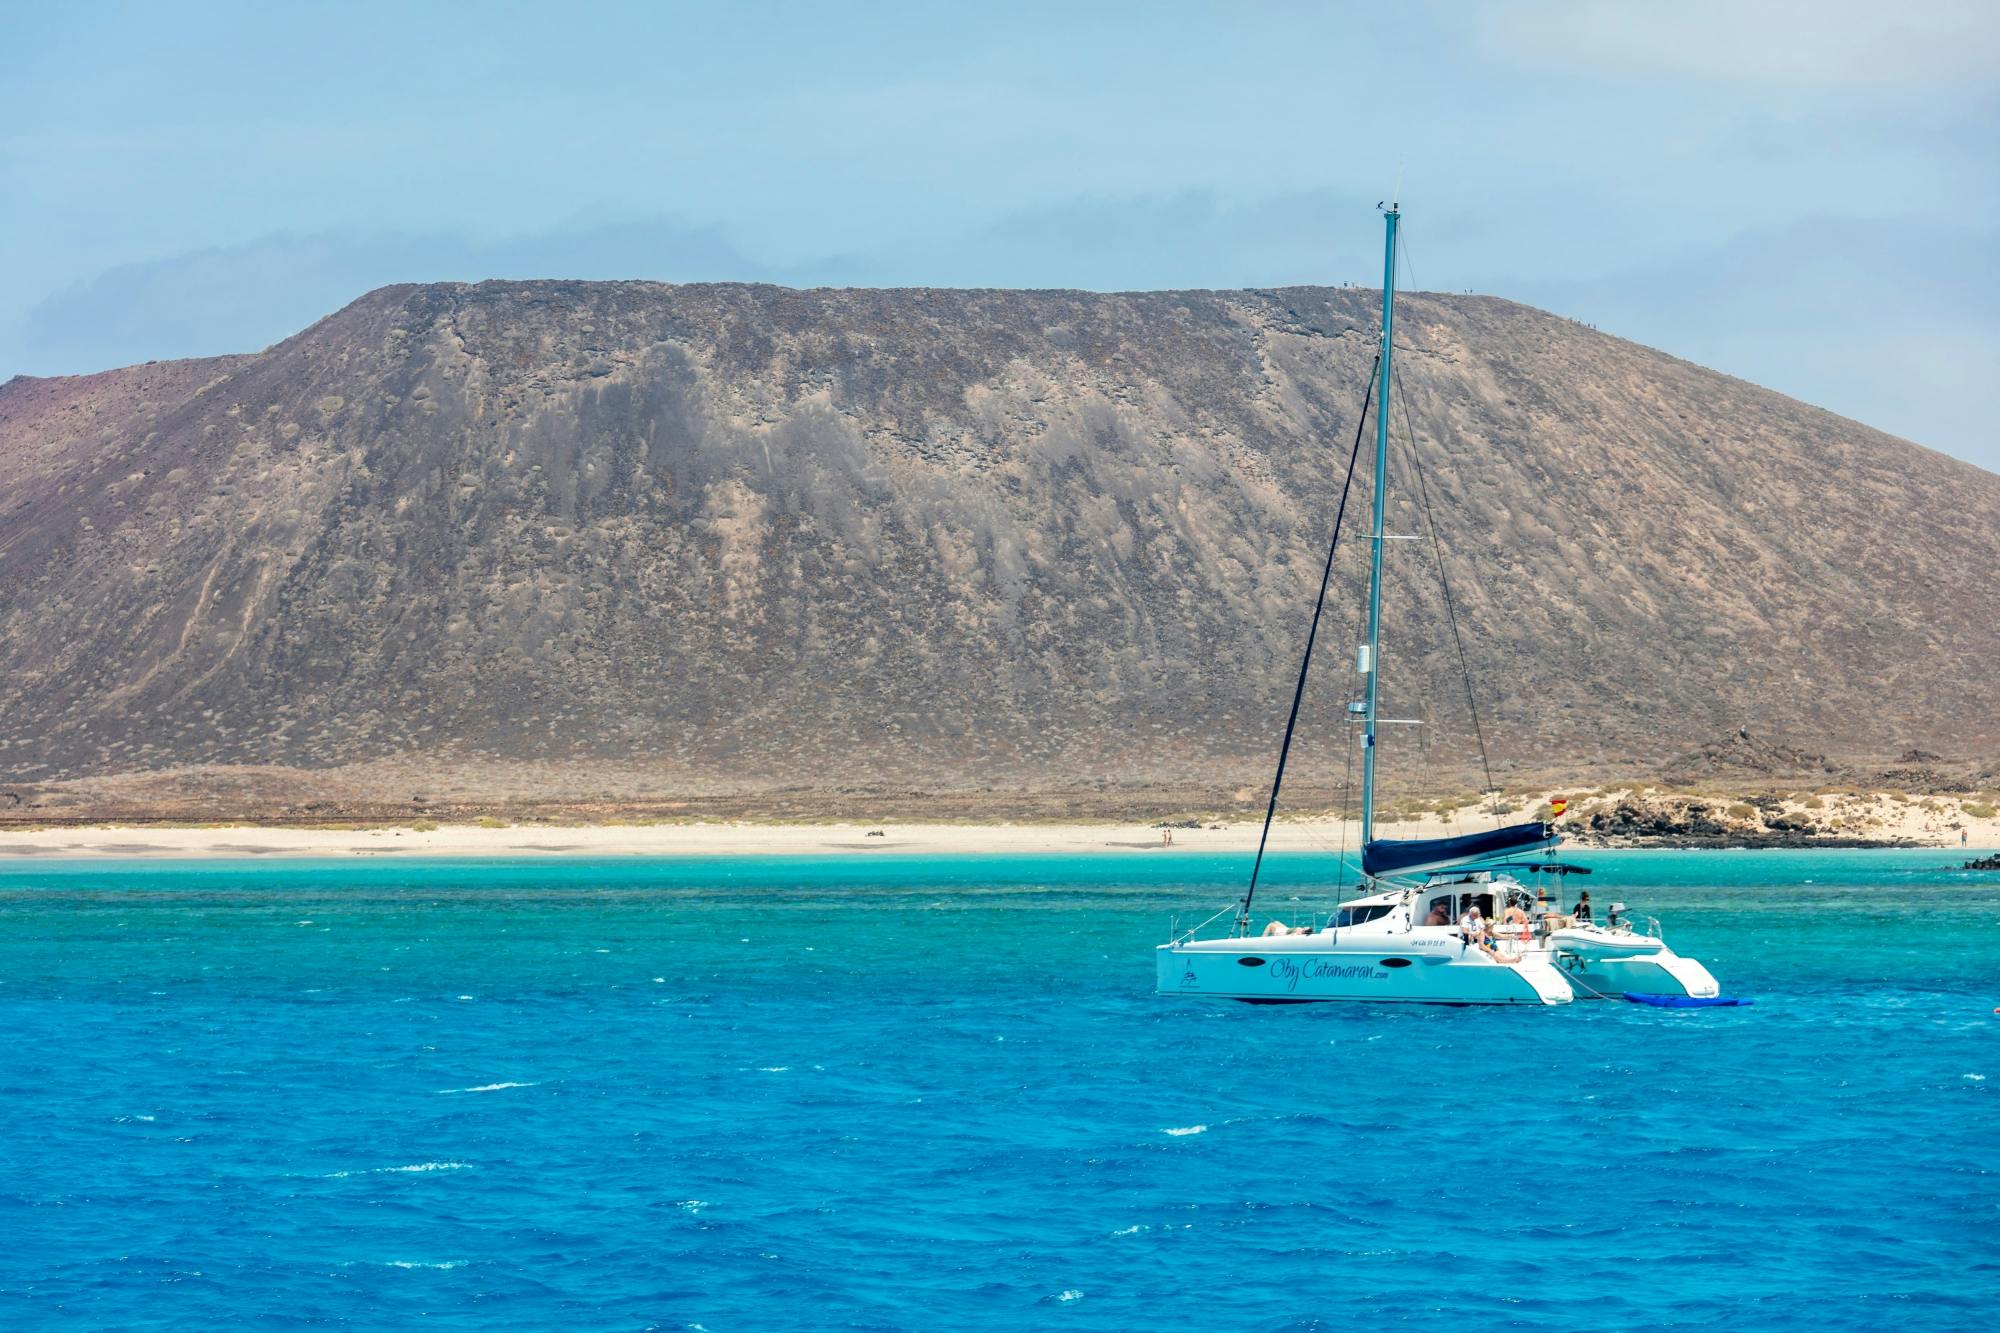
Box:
<box><xmin>1360</xmin><ymin>821</ymin><xmax>1556</xmax><ymax>878</ymax></box>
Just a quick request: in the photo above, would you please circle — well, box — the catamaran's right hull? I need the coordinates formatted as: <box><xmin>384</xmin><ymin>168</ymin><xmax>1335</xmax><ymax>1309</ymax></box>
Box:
<box><xmin>1157</xmin><ymin>940</ymin><xmax>1573</xmax><ymax>1005</ymax></box>
<box><xmin>1552</xmin><ymin>950</ymin><xmax>1720</xmax><ymax>999</ymax></box>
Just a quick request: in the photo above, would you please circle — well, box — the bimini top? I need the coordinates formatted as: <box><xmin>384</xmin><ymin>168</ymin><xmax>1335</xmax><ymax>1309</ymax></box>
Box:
<box><xmin>1362</xmin><ymin>821</ymin><xmax>1557</xmax><ymax>878</ymax></box>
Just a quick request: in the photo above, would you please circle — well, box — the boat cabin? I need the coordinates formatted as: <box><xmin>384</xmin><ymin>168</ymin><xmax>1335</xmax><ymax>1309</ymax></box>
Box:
<box><xmin>1332</xmin><ymin>890</ymin><xmax>1402</xmax><ymax>927</ymax></box>
<box><xmin>1417</xmin><ymin>869</ymin><xmax>1503</xmax><ymax>924</ymax></box>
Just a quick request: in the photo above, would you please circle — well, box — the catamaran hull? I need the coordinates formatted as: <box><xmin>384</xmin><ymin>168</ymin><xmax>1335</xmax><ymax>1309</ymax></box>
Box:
<box><xmin>1157</xmin><ymin>942</ymin><xmax>1573</xmax><ymax>1005</ymax></box>
<box><xmin>1554</xmin><ymin>950</ymin><xmax>1719</xmax><ymax>999</ymax></box>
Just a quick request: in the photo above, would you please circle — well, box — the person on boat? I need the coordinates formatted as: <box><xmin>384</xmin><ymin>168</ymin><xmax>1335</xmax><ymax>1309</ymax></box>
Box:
<box><xmin>1500</xmin><ymin>904</ymin><xmax>1532</xmax><ymax>948</ymax></box>
<box><xmin>1457</xmin><ymin>899</ymin><xmax>1486</xmax><ymax>948</ymax></box>
<box><xmin>1424</xmin><ymin>904</ymin><xmax>1450</xmax><ymax>927</ymax></box>
<box><xmin>1573</xmin><ymin>890</ymin><xmax>1592</xmax><ymax>922</ymax></box>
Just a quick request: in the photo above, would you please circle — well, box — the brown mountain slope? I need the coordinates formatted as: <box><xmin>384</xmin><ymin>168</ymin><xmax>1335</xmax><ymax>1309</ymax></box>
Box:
<box><xmin>1</xmin><ymin>281</ymin><xmax>1995</xmax><ymax>807</ymax></box>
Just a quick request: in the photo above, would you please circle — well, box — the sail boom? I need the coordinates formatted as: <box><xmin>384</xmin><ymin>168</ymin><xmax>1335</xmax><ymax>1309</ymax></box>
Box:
<box><xmin>1360</xmin><ymin>821</ymin><xmax>1557</xmax><ymax>878</ymax></box>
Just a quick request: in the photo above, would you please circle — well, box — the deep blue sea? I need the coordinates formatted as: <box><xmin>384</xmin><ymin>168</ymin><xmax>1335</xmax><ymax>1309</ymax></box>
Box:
<box><xmin>1</xmin><ymin>849</ymin><xmax>1994</xmax><ymax>1331</ymax></box>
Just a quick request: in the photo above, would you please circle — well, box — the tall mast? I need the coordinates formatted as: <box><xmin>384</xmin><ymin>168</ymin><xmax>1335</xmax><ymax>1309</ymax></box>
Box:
<box><xmin>1360</xmin><ymin>204</ymin><xmax>1398</xmax><ymax>853</ymax></box>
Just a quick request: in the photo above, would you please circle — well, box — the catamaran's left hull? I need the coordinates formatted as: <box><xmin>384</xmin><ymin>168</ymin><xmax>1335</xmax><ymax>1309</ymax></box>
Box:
<box><xmin>1157</xmin><ymin>941</ymin><xmax>1573</xmax><ymax>1005</ymax></box>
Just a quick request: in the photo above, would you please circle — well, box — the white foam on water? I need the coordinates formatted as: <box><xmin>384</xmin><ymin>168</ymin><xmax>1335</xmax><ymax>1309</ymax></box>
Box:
<box><xmin>675</xmin><ymin>1199</ymin><xmax>709</xmax><ymax>1214</ymax></box>
<box><xmin>386</xmin><ymin>1260</ymin><xmax>466</xmax><ymax>1269</ymax></box>
<box><xmin>326</xmin><ymin>1161</ymin><xmax>471</xmax><ymax>1179</ymax></box>
<box><xmin>1111</xmin><ymin>1225</ymin><xmax>1145</xmax><ymax>1236</ymax></box>
<box><xmin>1966</xmin><ymin>1073</ymin><xmax>1986</xmax><ymax>1081</ymax></box>
<box><xmin>455</xmin><ymin>995</ymin><xmax>475</xmax><ymax>1001</ymax></box>
<box><xmin>759</xmin><ymin>1066</ymin><xmax>789</xmax><ymax>1073</ymax></box>
<box><xmin>652</xmin><ymin>977</ymin><xmax>666</xmax><ymax>983</ymax></box>
<box><xmin>439</xmin><ymin>1081</ymin><xmax>538</xmax><ymax>1094</ymax></box>
<box><xmin>1054</xmin><ymin>1289</ymin><xmax>1083</xmax><ymax>1303</ymax></box>
<box><xmin>1162</xmin><ymin>1125</ymin><xmax>1207</xmax><ymax>1136</ymax></box>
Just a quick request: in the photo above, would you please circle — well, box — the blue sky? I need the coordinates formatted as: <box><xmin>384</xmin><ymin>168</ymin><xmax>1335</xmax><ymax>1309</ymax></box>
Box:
<box><xmin>3</xmin><ymin>0</ymin><xmax>1995</xmax><ymax>469</ymax></box>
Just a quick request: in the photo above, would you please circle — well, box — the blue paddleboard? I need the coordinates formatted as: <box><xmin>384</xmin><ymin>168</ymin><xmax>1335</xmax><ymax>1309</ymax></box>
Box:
<box><xmin>1624</xmin><ymin>992</ymin><xmax>1752</xmax><ymax>1008</ymax></box>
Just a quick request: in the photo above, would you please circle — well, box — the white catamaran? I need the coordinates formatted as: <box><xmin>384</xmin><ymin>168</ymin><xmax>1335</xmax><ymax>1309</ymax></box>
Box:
<box><xmin>1156</xmin><ymin>204</ymin><xmax>1722</xmax><ymax>1006</ymax></box>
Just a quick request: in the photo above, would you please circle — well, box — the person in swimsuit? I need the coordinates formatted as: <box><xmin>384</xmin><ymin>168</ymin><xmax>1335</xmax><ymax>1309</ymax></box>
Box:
<box><xmin>1573</xmin><ymin>890</ymin><xmax>1592</xmax><ymax>922</ymax></box>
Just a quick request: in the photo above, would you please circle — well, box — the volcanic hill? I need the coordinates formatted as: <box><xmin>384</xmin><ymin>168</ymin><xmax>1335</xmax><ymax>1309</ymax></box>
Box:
<box><xmin>2</xmin><ymin>281</ymin><xmax>1996</xmax><ymax>817</ymax></box>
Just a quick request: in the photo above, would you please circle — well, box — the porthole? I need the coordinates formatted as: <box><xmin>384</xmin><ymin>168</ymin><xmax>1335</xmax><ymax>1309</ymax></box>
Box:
<box><xmin>1379</xmin><ymin>958</ymin><xmax>1413</xmax><ymax>969</ymax></box>
<box><xmin>1237</xmin><ymin>956</ymin><xmax>1267</xmax><ymax>967</ymax></box>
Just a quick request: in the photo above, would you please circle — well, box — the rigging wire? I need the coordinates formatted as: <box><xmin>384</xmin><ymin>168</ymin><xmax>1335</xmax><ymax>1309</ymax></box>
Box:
<box><xmin>1238</xmin><ymin>354</ymin><xmax>1379</xmax><ymax>935</ymax></box>
<box><xmin>1390</xmin><ymin>360</ymin><xmax>1499</xmax><ymax>822</ymax></box>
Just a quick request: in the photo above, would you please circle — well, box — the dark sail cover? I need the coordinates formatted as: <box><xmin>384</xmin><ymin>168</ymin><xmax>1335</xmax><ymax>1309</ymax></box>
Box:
<box><xmin>1361</xmin><ymin>821</ymin><xmax>1556</xmax><ymax>877</ymax></box>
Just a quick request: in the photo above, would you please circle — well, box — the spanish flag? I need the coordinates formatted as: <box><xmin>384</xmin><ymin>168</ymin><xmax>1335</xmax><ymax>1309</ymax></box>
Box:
<box><xmin>1550</xmin><ymin>798</ymin><xmax>1569</xmax><ymax>818</ymax></box>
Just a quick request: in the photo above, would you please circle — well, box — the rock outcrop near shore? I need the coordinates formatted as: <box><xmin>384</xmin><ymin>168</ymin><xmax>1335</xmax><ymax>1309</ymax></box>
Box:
<box><xmin>2</xmin><ymin>281</ymin><xmax>1997</xmax><ymax>801</ymax></box>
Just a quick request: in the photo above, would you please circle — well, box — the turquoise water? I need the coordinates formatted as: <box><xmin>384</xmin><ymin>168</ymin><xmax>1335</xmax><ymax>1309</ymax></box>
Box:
<box><xmin>1</xmin><ymin>849</ymin><xmax>1995</xmax><ymax>1331</ymax></box>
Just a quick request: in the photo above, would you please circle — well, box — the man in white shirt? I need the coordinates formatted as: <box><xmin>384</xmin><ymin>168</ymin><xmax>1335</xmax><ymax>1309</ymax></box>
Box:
<box><xmin>1458</xmin><ymin>900</ymin><xmax>1486</xmax><ymax>949</ymax></box>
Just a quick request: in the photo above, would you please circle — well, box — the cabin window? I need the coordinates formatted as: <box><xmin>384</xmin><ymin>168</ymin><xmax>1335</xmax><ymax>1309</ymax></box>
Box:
<box><xmin>1336</xmin><ymin>904</ymin><xmax>1392</xmax><ymax>927</ymax></box>
<box><xmin>1449</xmin><ymin>892</ymin><xmax>1496</xmax><ymax>919</ymax></box>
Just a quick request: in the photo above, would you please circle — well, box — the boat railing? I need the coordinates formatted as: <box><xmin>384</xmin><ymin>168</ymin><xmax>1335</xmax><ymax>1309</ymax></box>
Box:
<box><xmin>1168</xmin><ymin>900</ymin><xmax>1239</xmax><ymax>945</ymax></box>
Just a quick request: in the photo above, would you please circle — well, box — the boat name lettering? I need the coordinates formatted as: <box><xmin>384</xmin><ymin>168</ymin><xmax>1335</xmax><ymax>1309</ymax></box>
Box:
<box><xmin>1268</xmin><ymin>957</ymin><xmax>1382</xmax><ymax>991</ymax></box>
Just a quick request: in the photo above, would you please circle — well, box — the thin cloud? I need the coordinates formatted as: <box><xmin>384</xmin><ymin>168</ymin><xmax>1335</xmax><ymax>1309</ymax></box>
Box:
<box><xmin>1469</xmin><ymin>0</ymin><xmax>2000</xmax><ymax>88</ymax></box>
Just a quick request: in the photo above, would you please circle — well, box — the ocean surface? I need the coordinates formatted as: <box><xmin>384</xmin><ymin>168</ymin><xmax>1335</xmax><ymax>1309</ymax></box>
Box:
<box><xmin>0</xmin><ymin>848</ymin><xmax>1993</xmax><ymax>1331</ymax></box>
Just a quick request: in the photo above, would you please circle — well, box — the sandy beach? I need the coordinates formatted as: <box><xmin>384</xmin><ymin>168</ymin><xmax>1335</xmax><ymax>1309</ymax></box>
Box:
<box><xmin>3</xmin><ymin>789</ymin><xmax>1995</xmax><ymax>859</ymax></box>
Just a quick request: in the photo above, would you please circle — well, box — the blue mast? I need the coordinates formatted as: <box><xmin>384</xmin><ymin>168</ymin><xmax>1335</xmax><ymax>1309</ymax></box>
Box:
<box><xmin>1360</xmin><ymin>203</ymin><xmax>1398</xmax><ymax>852</ymax></box>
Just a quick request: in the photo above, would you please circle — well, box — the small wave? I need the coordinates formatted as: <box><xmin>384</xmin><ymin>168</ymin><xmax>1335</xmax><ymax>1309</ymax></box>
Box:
<box><xmin>115</xmin><ymin>1114</ymin><xmax>157</xmax><ymax>1123</ymax></box>
<box><xmin>1050</xmin><ymin>1289</ymin><xmax>1083</xmax><ymax>1304</ymax></box>
<box><xmin>385</xmin><ymin>1260</ymin><xmax>466</xmax><ymax>1269</ymax></box>
<box><xmin>675</xmin><ymin>1199</ymin><xmax>709</xmax><ymax>1214</ymax></box>
<box><xmin>325</xmin><ymin>1161</ymin><xmax>471</xmax><ymax>1179</ymax></box>
<box><xmin>1111</xmin><ymin>1225</ymin><xmax>1145</xmax><ymax>1236</ymax></box>
<box><xmin>1162</xmin><ymin>1125</ymin><xmax>1207</xmax><ymax>1137</ymax></box>
<box><xmin>455</xmin><ymin>995</ymin><xmax>476</xmax><ymax>1001</ymax></box>
<box><xmin>758</xmin><ymin>1066</ymin><xmax>790</xmax><ymax>1073</ymax></box>
<box><xmin>1967</xmin><ymin>1073</ymin><xmax>1987</xmax><ymax>1081</ymax></box>
<box><xmin>438</xmin><ymin>1081</ymin><xmax>538</xmax><ymax>1094</ymax></box>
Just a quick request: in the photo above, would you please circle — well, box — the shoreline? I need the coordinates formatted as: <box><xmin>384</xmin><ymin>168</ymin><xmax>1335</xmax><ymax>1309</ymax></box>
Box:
<box><xmin>1</xmin><ymin>816</ymin><xmax>1994</xmax><ymax>861</ymax></box>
